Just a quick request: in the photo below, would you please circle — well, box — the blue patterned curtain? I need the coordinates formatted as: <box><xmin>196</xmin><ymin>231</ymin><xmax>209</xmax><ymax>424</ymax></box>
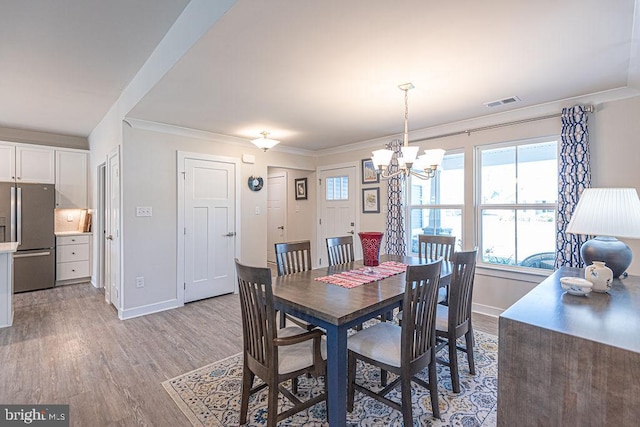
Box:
<box><xmin>385</xmin><ymin>139</ymin><xmax>406</xmax><ymax>256</ymax></box>
<box><xmin>555</xmin><ymin>105</ymin><xmax>591</xmax><ymax>268</ymax></box>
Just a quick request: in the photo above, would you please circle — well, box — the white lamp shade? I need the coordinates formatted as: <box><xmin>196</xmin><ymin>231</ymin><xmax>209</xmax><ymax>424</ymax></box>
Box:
<box><xmin>419</xmin><ymin>149</ymin><xmax>445</xmax><ymax>168</ymax></box>
<box><xmin>251</xmin><ymin>136</ymin><xmax>280</xmax><ymax>150</ymax></box>
<box><xmin>400</xmin><ymin>146</ymin><xmax>419</xmax><ymax>165</ymax></box>
<box><xmin>566</xmin><ymin>188</ymin><xmax>640</xmax><ymax>238</ymax></box>
<box><xmin>372</xmin><ymin>149</ymin><xmax>394</xmax><ymax>168</ymax></box>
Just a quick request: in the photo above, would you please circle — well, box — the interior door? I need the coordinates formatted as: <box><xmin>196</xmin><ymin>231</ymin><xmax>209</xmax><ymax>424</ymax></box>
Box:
<box><xmin>318</xmin><ymin>165</ymin><xmax>358</xmax><ymax>266</ymax></box>
<box><xmin>184</xmin><ymin>157</ymin><xmax>236</xmax><ymax>302</ymax></box>
<box><xmin>106</xmin><ymin>148</ymin><xmax>121</xmax><ymax>309</ymax></box>
<box><xmin>267</xmin><ymin>173</ymin><xmax>287</xmax><ymax>263</ymax></box>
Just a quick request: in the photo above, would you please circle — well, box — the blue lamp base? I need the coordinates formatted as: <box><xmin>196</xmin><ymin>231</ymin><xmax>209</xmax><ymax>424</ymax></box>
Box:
<box><xmin>581</xmin><ymin>236</ymin><xmax>632</xmax><ymax>278</ymax></box>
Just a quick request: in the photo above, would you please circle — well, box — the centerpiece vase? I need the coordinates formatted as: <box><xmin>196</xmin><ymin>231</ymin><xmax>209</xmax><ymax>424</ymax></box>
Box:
<box><xmin>358</xmin><ymin>232</ymin><xmax>384</xmax><ymax>266</ymax></box>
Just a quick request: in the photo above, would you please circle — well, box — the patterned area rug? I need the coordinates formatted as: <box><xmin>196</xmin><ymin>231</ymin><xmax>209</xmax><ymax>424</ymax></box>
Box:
<box><xmin>163</xmin><ymin>330</ymin><xmax>498</xmax><ymax>426</ymax></box>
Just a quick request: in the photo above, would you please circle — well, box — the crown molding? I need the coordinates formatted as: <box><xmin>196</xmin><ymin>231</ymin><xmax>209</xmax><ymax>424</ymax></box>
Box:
<box><xmin>317</xmin><ymin>86</ymin><xmax>640</xmax><ymax>156</ymax></box>
<box><xmin>124</xmin><ymin>118</ymin><xmax>315</xmax><ymax>157</ymax></box>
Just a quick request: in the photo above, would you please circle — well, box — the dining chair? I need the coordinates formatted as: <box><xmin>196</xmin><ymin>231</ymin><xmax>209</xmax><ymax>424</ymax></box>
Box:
<box><xmin>346</xmin><ymin>259</ymin><xmax>442</xmax><ymax>424</ymax></box>
<box><xmin>326</xmin><ymin>235</ymin><xmax>355</xmax><ymax>266</ymax></box>
<box><xmin>274</xmin><ymin>240</ymin><xmax>315</xmax><ymax>329</ymax></box>
<box><xmin>419</xmin><ymin>234</ymin><xmax>456</xmax><ymax>304</ymax></box>
<box><xmin>434</xmin><ymin>248</ymin><xmax>478</xmax><ymax>393</ymax></box>
<box><xmin>235</xmin><ymin>259</ymin><xmax>327</xmax><ymax>426</ymax></box>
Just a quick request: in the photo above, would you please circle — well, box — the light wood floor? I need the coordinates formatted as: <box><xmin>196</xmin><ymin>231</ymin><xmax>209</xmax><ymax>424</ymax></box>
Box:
<box><xmin>0</xmin><ymin>283</ymin><xmax>498</xmax><ymax>426</ymax></box>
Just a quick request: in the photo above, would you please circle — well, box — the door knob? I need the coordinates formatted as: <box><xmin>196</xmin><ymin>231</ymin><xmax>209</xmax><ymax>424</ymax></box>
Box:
<box><xmin>106</xmin><ymin>235</ymin><xmax>113</xmax><ymax>240</ymax></box>
<box><xmin>224</xmin><ymin>232</ymin><xmax>237</xmax><ymax>237</ymax></box>
<box><xmin>348</xmin><ymin>230</ymin><xmax>355</xmax><ymax>234</ymax></box>
<box><xmin>277</xmin><ymin>226</ymin><xmax>285</xmax><ymax>230</ymax></box>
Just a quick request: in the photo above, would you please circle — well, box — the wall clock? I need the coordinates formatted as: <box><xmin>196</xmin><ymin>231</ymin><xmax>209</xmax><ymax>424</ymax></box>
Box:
<box><xmin>248</xmin><ymin>176</ymin><xmax>264</xmax><ymax>191</ymax></box>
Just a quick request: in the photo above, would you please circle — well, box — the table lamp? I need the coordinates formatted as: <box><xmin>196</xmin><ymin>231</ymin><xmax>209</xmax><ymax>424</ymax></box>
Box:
<box><xmin>566</xmin><ymin>188</ymin><xmax>640</xmax><ymax>278</ymax></box>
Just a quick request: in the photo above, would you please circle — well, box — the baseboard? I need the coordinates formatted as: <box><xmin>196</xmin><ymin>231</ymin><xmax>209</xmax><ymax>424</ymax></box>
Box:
<box><xmin>118</xmin><ymin>299</ymin><xmax>181</xmax><ymax>320</ymax></box>
<box><xmin>472</xmin><ymin>302</ymin><xmax>503</xmax><ymax>318</ymax></box>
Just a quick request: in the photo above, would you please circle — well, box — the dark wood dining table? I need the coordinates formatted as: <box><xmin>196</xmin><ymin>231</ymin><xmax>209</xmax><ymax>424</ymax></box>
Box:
<box><xmin>272</xmin><ymin>254</ymin><xmax>452</xmax><ymax>427</ymax></box>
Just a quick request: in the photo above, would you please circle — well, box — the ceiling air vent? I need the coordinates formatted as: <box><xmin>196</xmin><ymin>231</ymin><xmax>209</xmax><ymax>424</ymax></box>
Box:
<box><xmin>484</xmin><ymin>96</ymin><xmax>520</xmax><ymax>108</ymax></box>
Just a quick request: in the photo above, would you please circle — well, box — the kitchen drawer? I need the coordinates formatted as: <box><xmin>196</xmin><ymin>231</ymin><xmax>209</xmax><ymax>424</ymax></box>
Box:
<box><xmin>56</xmin><ymin>260</ymin><xmax>90</xmax><ymax>281</ymax></box>
<box><xmin>57</xmin><ymin>234</ymin><xmax>90</xmax><ymax>245</ymax></box>
<box><xmin>57</xmin><ymin>243</ymin><xmax>89</xmax><ymax>262</ymax></box>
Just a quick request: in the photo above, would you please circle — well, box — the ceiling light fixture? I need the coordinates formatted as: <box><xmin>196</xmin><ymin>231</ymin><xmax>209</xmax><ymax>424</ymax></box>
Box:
<box><xmin>371</xmin><ymin>83</ymin><xmax>445</xmax><ymax>180</ymax></box>
<box><xmin>251</xmin><ymin>131</ymin><xmax>280</xmax><ymax>151</ymax></box>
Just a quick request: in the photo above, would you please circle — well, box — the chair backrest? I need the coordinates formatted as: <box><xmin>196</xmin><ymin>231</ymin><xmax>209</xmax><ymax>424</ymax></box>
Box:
<box><xmin>235</xmin><ymin>259</ymin><xmax>277</xmax><ymax>368</ymax></box>
<box><xmin>274</xmin><ymin>241</ymin><xmax>313</xmax><ymax>276</ymax></box>
<box><xmin>401</xmin><ymin>259</ymin><xmax>442</xmax><ymax>363</ymax></box>
<box><xmin>326</xmin><ymin>235</ymin><xmax>355</xmax><ymax>266</ymax></box>
<box><xmin>447</xmin><ymin>248</ymin><xmax>478</xmax><ymax>332</ymax></box>
<box><xmin>418</xmin><ymin>234</ymin><xmax>456</xmax><ymax>262</ymax></box>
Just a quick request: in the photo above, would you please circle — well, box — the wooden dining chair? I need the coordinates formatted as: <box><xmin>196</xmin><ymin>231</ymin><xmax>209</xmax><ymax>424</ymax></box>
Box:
<box><xmin>419</xmin><ymin>234</ymin><xmax>456</xmax><ymax>304</ymax></box>
<box><xmin>235</xmin><ymin>259</ymin><xmax>327</xmax><ymax>426</ymax></box>
<box><xmin>275</xmin><ymin>240</ymin><xmax>312</xmax><ymax>276</ymax></box>
<box><xmin>434</xmin><ymin>248</ymin><xmax>478</xmax><ymax>393</ymax></box>
<box><xmin>274</xmin><ymin>241</ymin><xmax>315</xmax><ymax>329</ymax></box>
<box><xmin>346</xmin><ymin>260</ymin><xmax>442</xmax><ymax>424</ymax></box>
<box><xmin>326</xmin><ymin>235</ymin><xmax>355</xmax><ymax>266</ymax></box>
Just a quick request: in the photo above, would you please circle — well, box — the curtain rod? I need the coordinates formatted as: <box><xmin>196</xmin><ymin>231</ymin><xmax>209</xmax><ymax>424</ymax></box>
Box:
<box><xmin>413</xmin><ymin>104</ymin><xmax>595</xmax><ymax>142</ymax></box>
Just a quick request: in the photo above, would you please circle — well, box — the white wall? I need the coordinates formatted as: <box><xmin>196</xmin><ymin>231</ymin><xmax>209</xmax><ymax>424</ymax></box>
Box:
<box><xmin>120</xmin><ymin>125</ymin><xmax>315</xmax><ymax>313</ymax></box>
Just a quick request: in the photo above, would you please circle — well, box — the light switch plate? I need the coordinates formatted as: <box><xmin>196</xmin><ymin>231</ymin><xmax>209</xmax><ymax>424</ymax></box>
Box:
<box><xmin>136</xmin><ymin>207</ymin><xmax>152</xmax><ymax>217</ymax></box>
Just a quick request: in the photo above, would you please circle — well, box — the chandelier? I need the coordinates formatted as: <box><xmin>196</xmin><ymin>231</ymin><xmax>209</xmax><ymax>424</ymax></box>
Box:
<box><xmin>371</xmin><ymin>83</ymin><xmax>445</xmax><ymax>180</ymax></box>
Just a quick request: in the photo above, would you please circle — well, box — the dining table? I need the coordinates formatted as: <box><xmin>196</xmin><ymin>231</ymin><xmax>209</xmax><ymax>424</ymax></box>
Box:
<box><xmin>271</xmin><ymin>254</ymin><xmax>452</xmax><ymax>426</ymax></box>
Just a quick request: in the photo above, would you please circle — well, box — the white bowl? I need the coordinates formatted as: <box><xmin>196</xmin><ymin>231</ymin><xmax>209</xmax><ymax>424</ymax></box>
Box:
<box><xmin>560</xmin><ymin>277</ymin><xmax>593</xmax><ymax>296</ymax></box>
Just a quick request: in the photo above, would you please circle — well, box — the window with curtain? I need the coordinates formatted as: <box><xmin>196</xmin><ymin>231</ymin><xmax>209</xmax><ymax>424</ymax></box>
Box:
<box><xmin>477</xmin><ymin>138</ymin><xmax>557</xmax><ymax>270</ymax></box>
<box><xmin>408</xmin><ymin>151</ymin><xmax>464</xmax><ymax>254</ymax></box>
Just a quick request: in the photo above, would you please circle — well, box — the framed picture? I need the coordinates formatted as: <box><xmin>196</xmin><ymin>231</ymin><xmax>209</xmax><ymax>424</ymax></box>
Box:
<box><xmin>361</xmin><ymin>158</ymin><xmax>380</xmax><ymax>184</ymax></box>
<box><xmin>295</xmin><ymin>178</ymin><xmax>308</xmax><ymax>200</ymax></box>
<box><xmin>362</xmin><ymin>187</ymin><xmax>380</xmax><ymax>213</ymax></box>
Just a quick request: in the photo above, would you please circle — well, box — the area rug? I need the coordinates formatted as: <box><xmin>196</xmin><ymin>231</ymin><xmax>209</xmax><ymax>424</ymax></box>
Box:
<box><xmin>163</xmin><ymin>330</ymin><xmax>498</xmax><ymax>426</ymax></box>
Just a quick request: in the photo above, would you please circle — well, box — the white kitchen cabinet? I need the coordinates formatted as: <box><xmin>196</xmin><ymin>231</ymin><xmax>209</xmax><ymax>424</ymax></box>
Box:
<box><xmin>55</xmin><ymin>150</ymin><xmax>88</xmax><ymax>208</ymax></box>
<box><xmin>0</xmin><ymin>143</ymin><xmax>16</xmax><ymax>182</ymax></box>
<box><xmin>16</xmin><ymin>146</ymin><xmax>55</xmax><ymax>184</ymax></box>
<box><xmin>56</xmin><ymin>233</ymin><xmax>92</xmax><ymax>283</ymax></box>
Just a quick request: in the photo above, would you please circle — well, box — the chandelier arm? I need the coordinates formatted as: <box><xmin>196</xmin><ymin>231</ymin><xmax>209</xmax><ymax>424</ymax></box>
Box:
<box><xmin>409</xmin><ymin>169</ymin><xmax>436</xmax><ymax>180</ymax></box>
<box><xmin>379</xmin><ymin>168</ymin><xmax>405</xmax><ymax>179</ymax></box>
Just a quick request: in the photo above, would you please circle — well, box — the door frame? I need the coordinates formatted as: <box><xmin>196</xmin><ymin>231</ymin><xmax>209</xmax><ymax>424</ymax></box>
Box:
<box><xmin>105</xmin><ymin>146</ymin><xmax>122</xmax><ymax>312</ymax></box>
<box><xmin>176</xmin><ymin>151</ymin><xmax>241</xmax><ymax>307</ymax></box>
<box><xmin>96</xmin><ymin>162</ymin><xmax>106</xmax><ymax>297</ymax></box>
<box><xmin>316</xmin><ymin>161</ymin><xmax>360</xmax><ymax>266</ymax></box>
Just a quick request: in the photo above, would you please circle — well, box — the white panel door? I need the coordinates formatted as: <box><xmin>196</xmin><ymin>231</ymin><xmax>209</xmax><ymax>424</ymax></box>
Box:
<box><xmin>184</xmin><ymin>158</ymin><xmax>235</xmax><ymax>302</ymax></box>
<box><xmin>318</xmin><ymin>166</ymin><xmax>358</xmax><ymax>266</ymax></box>
<box><xmin>106</xmin><ymin>148</ymin><xmax>121</xmax><ymax>309</ymax></box>
<box><xmin>267</xmin><ymin>173</ymin><xmax>287</xmax><ymax>263</ymax></box>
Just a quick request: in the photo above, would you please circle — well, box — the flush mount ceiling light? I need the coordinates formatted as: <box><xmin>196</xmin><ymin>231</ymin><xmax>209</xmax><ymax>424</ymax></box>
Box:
<box><xmin>251</xmin><ymin>131</ymin><xmax>280</xmax><ymax>151</ymax></box>
<box><xmin>371</xmin><ymin>83</ymin><xmax>445</xmax><ymax>180</ymax></box>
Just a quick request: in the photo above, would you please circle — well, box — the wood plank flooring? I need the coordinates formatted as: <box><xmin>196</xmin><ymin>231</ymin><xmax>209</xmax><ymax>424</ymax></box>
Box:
<box><xmin>0</xmin><ymin>283</ymin><xmax>498</xmax><ymax>426</ymax></box>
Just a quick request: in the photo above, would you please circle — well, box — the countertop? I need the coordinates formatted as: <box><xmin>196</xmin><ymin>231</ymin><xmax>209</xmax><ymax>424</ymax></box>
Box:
<box><xmin>0</xmin><ymin>242</ymin><xmax>19</xmax><ymax>253</ymax></box>
<box><xmin>500</xmin><ymin>266</ymin><xmax>640</xmax><ymax>354</ymax></box>
<box><xmin>55</xmin><ymin>231</ymin><xmax>92</xmax><ymax>237</ymax></box>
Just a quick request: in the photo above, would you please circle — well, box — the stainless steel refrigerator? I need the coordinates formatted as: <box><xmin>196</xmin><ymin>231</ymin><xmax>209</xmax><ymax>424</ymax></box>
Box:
<box><xmin>0</xmin><ymin>182</ymin><xmax>55</xmax><ymax>293</ymax></box>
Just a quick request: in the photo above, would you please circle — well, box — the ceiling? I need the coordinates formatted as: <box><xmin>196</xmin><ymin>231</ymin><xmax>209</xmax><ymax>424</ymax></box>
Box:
<box><xmin>2</xmin><ymin>0</ymin><xmax>638</xmax><ymax>151</ymax></box>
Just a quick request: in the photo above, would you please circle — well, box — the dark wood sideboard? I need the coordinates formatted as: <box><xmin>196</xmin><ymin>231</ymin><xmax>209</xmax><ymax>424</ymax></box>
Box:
<box><xmin>498</xmin><ymin>267</ymin><xmax>640</xmax><ymax>426</ymax></box>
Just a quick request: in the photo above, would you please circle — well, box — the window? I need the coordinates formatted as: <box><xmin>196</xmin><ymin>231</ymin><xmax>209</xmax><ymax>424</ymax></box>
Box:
<box><xmin>408</xmin><ymin>152</ymin><xmax>464</xmax><ymax>254</ymax></box>
<box><xmin>326</xmin><ymin>175</ymin><xmax>349</xmax><ymax>200</ymax></box>
<box><xmin>477</xmin><ymin>139</ymin><xmax>557</xmax><ymax>270</ymax></box>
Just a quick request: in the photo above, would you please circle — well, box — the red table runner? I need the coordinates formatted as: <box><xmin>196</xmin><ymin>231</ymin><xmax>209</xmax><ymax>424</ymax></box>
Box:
<box><xmin>314</xmin><ymin>261</ymin><xmax>408</xmax><ymax>289</ymax></box>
